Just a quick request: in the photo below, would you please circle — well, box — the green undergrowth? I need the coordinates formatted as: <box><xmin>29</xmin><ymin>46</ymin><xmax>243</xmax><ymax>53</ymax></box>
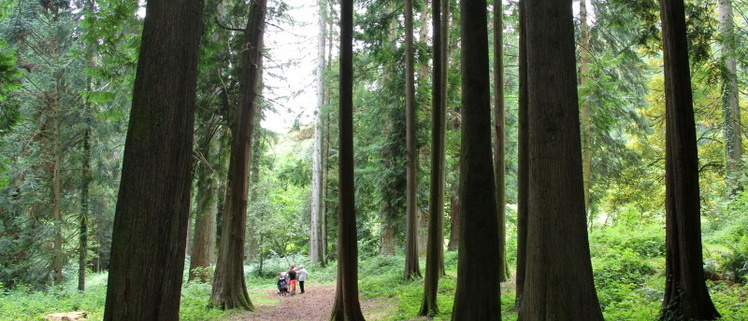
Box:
<box><xmin>2</xmin><ymin>235</ymin><xmax>747</xmax><ymax>320</ymax></box>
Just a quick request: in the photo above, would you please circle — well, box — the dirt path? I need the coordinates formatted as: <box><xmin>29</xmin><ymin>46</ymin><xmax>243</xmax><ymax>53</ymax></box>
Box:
<box><xmin>228</xmin><ymin>284</ymin><xmax>389</xmax><ymax>321</ymax></box>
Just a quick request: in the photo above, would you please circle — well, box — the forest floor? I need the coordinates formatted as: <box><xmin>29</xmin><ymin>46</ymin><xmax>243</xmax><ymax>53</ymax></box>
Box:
<box><xmin>227</xmin><ymin>284</ymin><xmax>395</xmax><ymax>321</ymax></box>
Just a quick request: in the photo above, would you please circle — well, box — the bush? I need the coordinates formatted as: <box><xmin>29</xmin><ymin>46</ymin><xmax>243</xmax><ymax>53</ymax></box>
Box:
<box><xmin>590</xmin><ymin>223</ymin><xmax>665</xmax><ymax>259</ymax></box>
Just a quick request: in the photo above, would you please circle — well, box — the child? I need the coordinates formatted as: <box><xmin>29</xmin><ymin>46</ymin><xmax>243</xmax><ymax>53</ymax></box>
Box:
<box><xmin>277</xmin><ymin>272</ymin><xmax>288</xmax><ymax>296</ymax></box>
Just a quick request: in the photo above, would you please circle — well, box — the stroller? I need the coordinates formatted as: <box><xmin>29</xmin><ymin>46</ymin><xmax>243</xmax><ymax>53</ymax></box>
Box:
<box><xmin>277</xmin><ymin>273</ymin><xmax>289</xmax><ymax>296</ymax></box>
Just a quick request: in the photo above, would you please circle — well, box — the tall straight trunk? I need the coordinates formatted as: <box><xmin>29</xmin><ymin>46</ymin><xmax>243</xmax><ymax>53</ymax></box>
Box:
<box><xmin>492</xmin><ymin>0</ymin><xmax>509</xmax><ymax>283</ymax></box>
<box><xmin>189</xmin><ymin>121</ymin><xmax>219</xmax><ymax>282</ymax></box>
<box><xmin>439</xmin><ymin>0</ymin><xmax>450</xmax><ymax>276</ymax></box>
<box><xmin>579</xmin><ymin>0</ymin><xmax>593</xmax><ymax>215</ymax></box>
<box><xmin>78</xmin><ymin>129</ymin><xmax>91</xmax><ymax>291</ymax></box>
<box><xmin>419</xmin><ymin>0</ymin><xmax>443</xmax><ymax>315</ymax></box>
<box><xmin>451</xmin><ymin>1</ymin><xmax>501</xmax><ymax>320</ymax></box>
<box><xmin>210</xmin><ymin>0</ymin><xmax>266</xmax><ymax>310</ymax></box>
<box><xmin>718</xmin><ymin>0</ymin><xmax>742</xmax><ymax>194</ymax></box>
<box><xmin>519</xmin><ymin>0</ymin><xmax>603</xmax><ymax>318</ymax></box>
<box><xmin>515</xmin><ymin>0</ymin><xmax>528</xmax><ymax>309</ymax></box>
<box><xmin>330</xmin><ymin>0</ymin><xmax>365</xmax><ymax>320</ymax></box>
<box><xmin>310</xmin><ymin>0</ymin><xmax>327</xmax><ymax>265</ymax></box>
<box><xmin>416</xmin><ymin>2</ymin><xmax>432</xmax><ymax>257</ymax></box>
<box><xmin>103</xmin><ymin>0</ymin><xmax>204</xmax><ymax>318</ymax></box>
<box><xmin>52</xmin><ymin>89</ymin><xmax>63</xmax><ymax>287</ymax></box>
<box><xmin>659</xmin><ymin>0</ymin><xmax>720</xmax><ymax>318</ymax></box>
<box><xmin>404</xmin><ymin>0</ymin><xmax>421</xmax><ymax>280</ymax></box>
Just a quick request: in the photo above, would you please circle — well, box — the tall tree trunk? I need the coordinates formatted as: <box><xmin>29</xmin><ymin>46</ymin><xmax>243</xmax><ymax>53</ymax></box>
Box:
<box><xmin>210</xmin><ymin>0</ymin><xmax>266</xmax><ymax>310</ymax></box>
<box><xmin>419</xmin><ymin>0</ymin><xmax>443</xmax><ymax>314</ymax></box>
<box><xmin>189</xmin><ymin>120</ymin><xmax>219</xmax><ymax>282</ymax></box>
<box><xmin>78</xmin><ymin>129</ymin><xmax>91</xmax><ymax>291</ymax></box>
<box><xmin>451</xmin><ymin>1</ymin><xmax>501</xmax><ymax>320</ymax></box>
<box><xmin>330</xmin><ymin>0</ymin><xmax>365</xmax><ymax>319</ymax></box>
<box><xmin>659</xmin><ymin>0</ymin><xmax>721</xmax><ymax>318</ymax></box>
<box><xmin>310</xmin><ymin>0</ymin><xmax>327</xmax><ymax>265</ymax></box>
<box><xmin>515</xmin><ymin>0</ymin><xmax>528</xmax><ymax>309</ymax></box>
<box><xmin>518</xmin><ymin>0</ymin><xmax>603</xmax><ymax>318</ymax></box>
<box><xmin>404</xmin><ymin>0</ymin><xmax>421</xmax><ymax>281</ymax></box>
<box><xmin>52</xmin><ymin>91</ymin><xmax>63</xmax><ymax>287</ymax></box>
<box><xmin>492</xmin><ymin>0</ymin><xmax>509</xmax><ymax>283</ymax></box>
<box><xmin>718</xmin><ymin>0</ymin><xmax>742</xmax><ymax>194</ymax></box>
<box><xmin>416</xmin><ymin>2</ymin><xmax>432</xmax><ymax>257</ymax></box>
<box><xmin>439</xmin><ymin>0</ymin><xmax>450</xmax><ymax>277</ymax></box>
<box><xmin>103</xmin><ymin>0</ymin><xmax>204</xmax><ymax>318</ymax></box>
<box><xmin>579</xmin><ymin>0</ymin><xmax>593</xmax><ymax>217</ymax></box>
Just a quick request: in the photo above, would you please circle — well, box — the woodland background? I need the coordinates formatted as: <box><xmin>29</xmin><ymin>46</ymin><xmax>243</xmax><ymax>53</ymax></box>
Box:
<box><xmin>0</xmin><ymin>0</ymin><xmax>747</xmax><ymax>319</ymax></box>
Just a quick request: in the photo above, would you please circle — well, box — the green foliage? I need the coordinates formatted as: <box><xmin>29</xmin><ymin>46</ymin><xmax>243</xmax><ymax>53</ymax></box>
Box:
<box><xmin>0</xmin><ymin>273</ymin><xmax>108</xmax><ymax>321</ymax></box>
<box><xmin>704</xmin><ymin>191</ymin><xmax>748</xmax><ymax>283</ymax></box>
<box><xmin>590</xmin><ymin>224</ymin><xmax>664</xmax><ymax>315</ymax></box>
<box><xmin>179</xmin><ymin>281</ymin><xmax>231</xmax><ymax>321</ymax></box>
<box><xmin>590</xmin><ymin>223</ymin><xmax>666</xmax><ymax>259</ymax></box>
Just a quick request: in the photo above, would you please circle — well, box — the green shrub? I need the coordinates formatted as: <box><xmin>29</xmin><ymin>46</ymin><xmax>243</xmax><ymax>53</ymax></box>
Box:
<box><xmin>590</xmin><ymin>223</ymin><xmax>665</xmax><ymax>259</ymax></box>
<box><xmin>593</xmin><ymin>248</ymin><xmax>656</xmax><ymax>288</ymax></box>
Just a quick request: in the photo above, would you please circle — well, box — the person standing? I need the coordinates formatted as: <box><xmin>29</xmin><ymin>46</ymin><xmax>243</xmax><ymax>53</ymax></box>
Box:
<box><xmin>287</xmin><ymin>264</ymin><xmax>298</xmax><ymax>295</ymax></box>
<box><xmin>296</xmin><ymin>265</ymin><xmax>309</xmax><ymax>294</ymax></box>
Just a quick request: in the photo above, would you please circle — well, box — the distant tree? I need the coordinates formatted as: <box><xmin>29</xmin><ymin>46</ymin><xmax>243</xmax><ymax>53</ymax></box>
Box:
<box><xmin>330</xmin><ymin>0</ymin><xmax>365</xmax><ymax>319</ymax></box>
<box><xmin>78</xmin><ymin>128</ymin><xmax>91</xmax><ymax>291</ymax></box>
<box><xmin>579</xmin><ymin>0</ymin><xmax>592</xmax><ymax>213</ymax></box>
<box><xmin>451</xmin><ymin>0</ymin><xmax>501</xmax><ymax>320</ymax></box>
<box><xmin>517</xmin><ymin>0</ymin><xmax>603</xmax><ymax>318</ymax></box>
<box><xmin>310</xmin><ymin>0</ymin><xmax>328</xmax><ymax>266</ymax></box>
<box><xmin>189</xmin><ymin>115</ymin><xmax>221</xmax><ymax>282</ymax></box>
<box><xmin>514</xmin><ymin>0</ymin><xmax>528</xmax><ymax>309</ymax></box>
<box><xmin>210</xmin><ymin>0</ymin><xmax>267</xmax><ymax>310</ymax></box>
<box><xmin>718</xmin><ymin>0</ymin><xmax>741</xmax><ymax>194</ymax></box>
<box><xmin>403</xmin><ymin>0</ymin><xmax>421</xmax><ymax>281</ymax></box>
<box><xmin>658</xmin><ymin>0</ymin><xmax>721</xmax><ymax>318</ymax></box>
<box><xmin>419</xmin><ymin>0</ymin><xmax>443</xmax><ymax>315</ymax></box>
<box><xmin>103</xmin><ymin>0</ymin><xmax>204</xmax><ymax>319</ymax></box>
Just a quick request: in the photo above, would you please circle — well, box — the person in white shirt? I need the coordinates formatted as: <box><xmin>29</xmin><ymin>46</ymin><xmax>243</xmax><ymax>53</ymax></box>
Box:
<box><xmin>296</xmin><ymin>265</ymin><xmax>308</xmax><ymax>294</ymax></box>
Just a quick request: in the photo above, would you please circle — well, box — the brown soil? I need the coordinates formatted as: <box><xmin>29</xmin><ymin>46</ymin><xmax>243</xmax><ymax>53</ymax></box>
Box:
<box><xmin>227</xmin><ymin>284</ymin><xmax>391</xmax><ymax>321</ymax></box>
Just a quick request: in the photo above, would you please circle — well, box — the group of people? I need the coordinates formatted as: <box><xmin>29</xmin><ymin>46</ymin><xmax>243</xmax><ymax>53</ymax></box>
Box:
<box><xmin>276</xmin><ymin>263</ymin><xmax>308</xmax><ymax>296</ymax></box>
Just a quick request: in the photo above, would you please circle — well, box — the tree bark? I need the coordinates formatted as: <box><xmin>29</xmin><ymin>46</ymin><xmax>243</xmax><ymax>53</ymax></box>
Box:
<box><xmin>330</xmin><ymin>0</ymin><xmax>365</xmax><ymax>320</ymax></box>
<box><xmin>103</xmin><ymin>0</ymin><xmax>204</xmax><ymax>318</ymax></box>
<box><xmin>451</xmin><ymin>1</ymin><xmax>501</xmax><ymax>320</ymax></box>
<box><xmin>718</xmin><ymin>0</ymin><xmax>742</xmax><ymax>194</ymax></box>
<box><xmin>418</xmin><ymin>0</ymin><xmax>443</xmax><ymax>314</ymax></box>
<box><xmin>189</xmin><ymin>119</ymin><xmax>219</xmax><ymax>282</ymax></box>
<box><xmin>210</xmin><ymin>0</ymin><xmax>267</xmax><ymax>311</ymax></box>
<box><xmin>51</xmin><ymin>85</ymin><xmax>63</xmax><ymax>287</ymax></box>
<box><xmin>492</xmin><ymin>0</ymin><xmax>509</xmax><ymax>283</ymax></box>
<box><xmin>515</xmin><ymin>0</ymin><xmax>528</xmax><ymax>309</ymax></box>
<box><xmin>518</xmin><ymin>0</ymin><xmax>603</xmax><ymax>318</ymax></box>
<box><xmin>404</xmin><ymin>0</ymin><xmax>421</xmax><ymax>281</ymax></box>
<box><xmin>659</xmin><ymin>0</ymin><xmax>721</xmax><ymax>318</ymax></box>
<box><xmin>78</xmin><ymin>129</ymin><xmax>90</xmax><ymax>291</ymax></box>
<box><xmin>579</xmin><ymin>0</ymin><xmax>593</xmax><ymax>216</ymax></box>
<box><xmin>310</xmin><ymin>0</ymin><xmax>327</xmax><ymax>265</ymax></box>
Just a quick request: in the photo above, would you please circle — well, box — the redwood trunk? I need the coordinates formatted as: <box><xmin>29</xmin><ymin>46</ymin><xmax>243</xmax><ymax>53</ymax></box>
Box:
<box><xmin>330</xmin><ymin>0</ymin><xmax>365</xmax><ymax>319</ymax></box>
<box><xmin>210</xmin><ymin>0</ymin><xmax>267</xmax><ymax>310</ymax></box>
<box><xmin>451</xmin><ymin>0</ymin><xmax>501</xmax><ymax>319</ymax></box>
<box><xmin>189</xmin><ymin>123</ymin><xmax>219</xmax><ymax>282</ymax></box>
<box><xmin>659</xmin><ymin>0</ymin><xmax>720</xmax><ymax>318</ymax></box>
<box><xmin>103</xmin><ymin>0</ymin><xmax>204</xmax><ymax>318</ymax></box>
<box><xmin>419</xmin><ymin>0</ymin><xmax>443</xmax><ymax>314</ymax></box>
<box><xmin>519</xmin><ymin>0</ymin><xmax>603</xmax><ymax>318</ymax></box>
<box><xmin>404</xmin><ymin>0</ymin><xmax>421</xmax><ymax>280</ymax></box>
